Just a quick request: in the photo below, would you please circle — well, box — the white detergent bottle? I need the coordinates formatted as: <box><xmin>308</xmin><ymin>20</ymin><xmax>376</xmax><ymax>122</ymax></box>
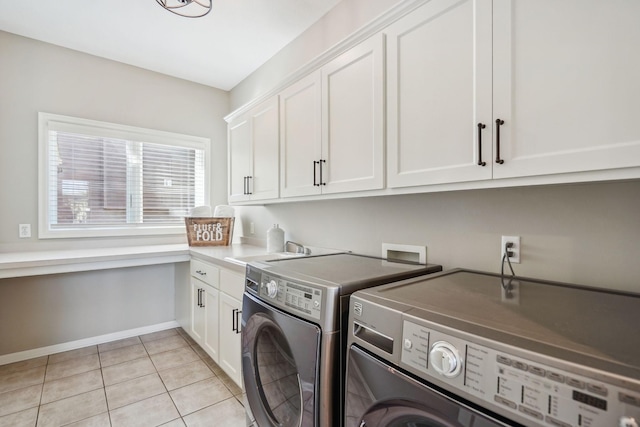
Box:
<box><xmin>267</xmin><ymin>224</ymin><xmax>285</xmax><ymax>253</ymax></box>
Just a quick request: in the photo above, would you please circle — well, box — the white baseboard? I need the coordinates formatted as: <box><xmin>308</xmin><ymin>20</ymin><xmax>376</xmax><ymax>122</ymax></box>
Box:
<box><xmin>0</xmin><ymin>321</ymin><xmax>180</xmax><ymax>366</ymax></box>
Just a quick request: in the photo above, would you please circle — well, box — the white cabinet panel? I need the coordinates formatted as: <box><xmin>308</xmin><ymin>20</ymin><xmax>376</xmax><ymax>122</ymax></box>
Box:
<box><xmin>492</xmin><ymin>0</ymin><xmax>640</xmax><ymax>178</ymax></box>
<box><xmin>202</xmin><ymin>284</ymin><xmax>219</xmax><ymax>363</ymax></box>
<box><xmin>321</xmin><ymin>34</ymin><xmax>385</xmax><ymax>194</ymax></box>
<box><xmin>280</xmin><ymin>72</ymin><xmax>323</xmax><ymax>198</ymax></box>
<box><xmin>386</xmin><ymin>0</ymin><xmax>493</xmax><ymax>188</ymax></box>
<box><xmin>228</xmin><ymin>96</ymin><xmax>279</xmax><ymax>203</ymax></box>
<box><xmin>219</xmin><ymin>292</ymin><xmax>242</xmax><ymax>388</ymax></box>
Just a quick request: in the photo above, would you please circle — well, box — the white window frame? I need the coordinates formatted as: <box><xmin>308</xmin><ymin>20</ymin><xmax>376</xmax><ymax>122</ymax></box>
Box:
<box><xmin>38</xmin><ymin>112</ymin><xmax>210</xmax><ymax>239</ymax></box>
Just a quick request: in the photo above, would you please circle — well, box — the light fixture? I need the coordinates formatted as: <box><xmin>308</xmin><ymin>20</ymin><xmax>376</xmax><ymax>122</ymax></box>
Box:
<box><xmin>156</xmin><ymin>0</ymin><xmax>212</xmax><ymax>18</ymax></box>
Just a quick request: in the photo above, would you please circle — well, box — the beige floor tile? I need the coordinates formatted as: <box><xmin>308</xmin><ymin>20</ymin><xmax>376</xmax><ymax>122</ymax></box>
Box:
<box><xmin>48</xmin><ymin>346</ymin><xmax>97</xmax><ymax>365</ymax></box>
<box><xmin>140</xmin><ymin>329</ymin><xmax>178</xmax><ymax>343</ymax></box>
<box><xmin>150</xmin><ymin>346</ymin><xmax>199</xmax><ymax>372</ymax></box>
<box><xmin>102</xmin><ymin>356</ymin><xmax>156</xmax><ymax>386</ymax></box>
<box><xmin>99</xmin><ymin>343</ymin><xmax>148</xmax><ymax>368</ymax></box>
<box><xmin>37</xmin><ymin>388</ymin><xmax>107</xmax><ymax>427</ymax></box>
<box><xmin>41</xmin><ymin>369</ymin><xmax>104</xmax><ymax>405</ymax></box>
<box><xmin>0</xmin><ymin>406</ymin><xmax>38</xmax><ymax>427</ymax></box>
<box><xmin>45</xmin><ymin>354</ymin><xmax>100</xmax><ymax>382</ymax></box>
<box><xmin>109</xmin><ymin>393</ymin><xmax>180</xmax><ymax>427</ymax></box>
<box><xmin>170</xmin><ymin>377</ymin><xmax>232</xmax><ymax>417</ymax></box>
<box><xmin>105</xmin><ymin>373</ymin><xmax>166</xmax><ymax>410</ymax></box>
<box><xmin>218</xmin><ymin>373</ymin><xmax>243</xmax><ymax>397</ymax></box>
<box><xmin>159</xmin><ymin>419</ymin><xmax>186</xmax><ymax>427</ymax></box>
<box><xmin>98</xmin><ymin>336</ymin><xmax>141</xmax><ymax>354</ymax></box>
<box><xmin>0</xmin><ymin>356</ymin><xmax>47</xmax><ymax>377</ymax></box>
<box><xmin>64</xmin><ymin>412</ymin><xmax>110</xmax><ymax>427</ymax></box>
<box><xmin>183</xmin><ymin>397</ymin><xmax>246</xmax><ymax>427</ymax></box>
<box><xmin>158</xmin><ymin>360</ymin><xmax>213</xmax><ymax>391</ymax></box>
<box><xmin>0</xmin><ymin>384</ymin><xmax>42</xmax><ymax>418</ymax></box>
<box><xmin>0</xmin><ymin>365</ymin><xmax>45</xmax><ymax>394</ymax></box>
<box><xmin>143</xmin><ymin>335</ymin><xmax>188</xmax><ymax>355</ymax></box>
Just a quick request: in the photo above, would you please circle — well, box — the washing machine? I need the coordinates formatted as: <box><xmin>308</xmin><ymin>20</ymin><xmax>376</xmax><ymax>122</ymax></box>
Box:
<box><xmin>345</xmin><ymin>269</ymin><xmax>640</xmax><ymax>427</ymax></box>
<box><xmin>241</xmin><ymin>253</ymin><xmax>442</xmax><ymax>427</ymax></box>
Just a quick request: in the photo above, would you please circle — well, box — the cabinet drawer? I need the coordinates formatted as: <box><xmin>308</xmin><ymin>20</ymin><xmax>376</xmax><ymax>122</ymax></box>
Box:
<box><xmin>190</xmin><ymin>259</ymin><xmax>219</xmax><ymax>288</ymax></box>
<box><xmin>220</xmin><ymin>268</ymin><xmax>245</xmax><ymax>301</ymax></box>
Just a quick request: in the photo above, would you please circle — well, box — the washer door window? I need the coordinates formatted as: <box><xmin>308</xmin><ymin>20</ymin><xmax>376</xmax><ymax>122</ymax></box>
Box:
<box><xmin>345</xmin><ymin>345</ymin><xmax>509</xmax><ymax>427</ymax></box>
<box><xmin>242</xmin><ymin>292</ymin><xmax>321</xmax><ymax>427</ymax></box>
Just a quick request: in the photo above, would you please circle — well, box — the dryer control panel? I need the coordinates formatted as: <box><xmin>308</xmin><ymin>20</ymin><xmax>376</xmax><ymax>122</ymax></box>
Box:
<box><xmin>400</xmin><ymin>320</ymin><xmax>640</xmax><ymax>427</ymax></box>
<box><xmin>256</xmin><ymin>274</ymin><xmax>323</xmax><ymax>320</ymax></box>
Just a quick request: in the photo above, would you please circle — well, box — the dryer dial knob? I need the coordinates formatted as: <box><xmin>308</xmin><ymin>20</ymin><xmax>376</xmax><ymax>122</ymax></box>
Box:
<box><xmin>266</xmin><ymin>280</ymin><xmax>278</xmax><ymax>298</ymax></box>
<box><xmin>430</xmin><ymin>341</ymin><xmax>462</xmax><ymax>378</ymax></box>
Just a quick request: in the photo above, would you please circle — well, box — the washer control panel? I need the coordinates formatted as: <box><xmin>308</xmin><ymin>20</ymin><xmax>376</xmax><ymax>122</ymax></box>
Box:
<box><xmin>401</xmin><ymin>320</ymin><xmax>640</xmax><ymax>427</ymax></box>
<box><xmin>259</xmin><ymin>274</ymin><xmax>322</xmax><ymax>320</ymax></box>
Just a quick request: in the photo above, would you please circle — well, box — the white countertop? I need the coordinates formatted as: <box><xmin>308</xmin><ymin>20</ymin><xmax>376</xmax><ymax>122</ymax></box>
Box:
<box><xmin>0</xmin><ymin>243</ymin><xmax>274</xmax><ymax>279</ymax></box>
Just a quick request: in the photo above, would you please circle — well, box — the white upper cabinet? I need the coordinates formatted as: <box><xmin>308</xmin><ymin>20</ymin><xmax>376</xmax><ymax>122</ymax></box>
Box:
<box><xmin>280</xmin><ymin>72</ymin><xmax>323</xmax><ymax>198</ymax></box>
<box><xmin>280</xmin><ymin>34</ymin><xmax>385</xmax><ymax>198</ymax></box>
<box><xmin>388</xmin><ymin>0</ymin><xmax>640</xmax><ymax>189</ymax></box>
<box><xmin>321</xmin><ymin>34</ymin><xmax>385</xmax><ymax>194</ymax></box>
<box><xmin>387</xmin><ymin>0</ymin><xmax>493</xmax><ymax>188</ymax></box>
<box><xmin>492</xmin><ymin>0</ymin><xmax>640</xmax><ymax>179</ymax></box>
<box><xmin>228</xmin><ymin>96</ymin><xmax>279</xmax><ymax>203</ymax></box>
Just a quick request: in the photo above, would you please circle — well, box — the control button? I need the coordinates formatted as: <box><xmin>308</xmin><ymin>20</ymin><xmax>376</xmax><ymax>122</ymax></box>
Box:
<box><xmin>546</xmin><ymin>416</ymin><xmax>572</xmax><ymax>427</ymax></box>
<box><xmin>429</xmin><ymin>341</ymin><xmax>462</xmax><ymax>378</ymax></box>
<box><xmin>404</xmin><ymin>339</ymin><xmax>413</xmax><ymax>350</ymax></box>
<box><xmin>587</xmin><ymin>383</ymin><xmax>608</xmax><ymax>397</ymax></box>
<box><xmin>566</xmin><ymin>377</ymin><xmax>585</xmax><ymax>389</ymax></box>
<box><xmin>496</xmin><ymin>355</ymin><xmax>511</xmax><ymax>366</ymax></box>
<box><xmin>494</xmin><ymin>395</ymin><xmax>517</xmax><ymax>409</ymax></box>
<box><xmin>528</xmin><ymin>366</ymin><xmax>546</xmax><ymax>377</ymax></box>
<box><xmin>619</xmin><ymin>416</ymin><xmax>639</xmax><ymax>427</ymax></box>
<box><xmin>620</xmin><ymin>393</ymin><xmax>640</xmax><ymax>408</ymax></box>
<box><xmin>512</xmin><ymin>361</ymin><xmax>528</xmax><ymax>371</ymax></box>
<box><xmin>314</xmin><ymin>300</ymin><xmax>320</xmax><ymax>309</ymax></box>
<box><xmin>518</xmin><ymin>405</ymin><xmax>543</xmax><ymax>420</ymax></box>
<box><xmin>546</xmin><ymin>371</ymin><xmax>565</xmax><ymax>383</ymax></box>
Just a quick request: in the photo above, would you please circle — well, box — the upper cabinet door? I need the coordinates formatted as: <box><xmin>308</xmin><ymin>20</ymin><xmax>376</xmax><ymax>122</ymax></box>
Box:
<box><xmin>386</xmin><ymin>0</ymin><xmax>493</xmax><ymax>188</ymax></box>
<box><xmin>227</xmin><ymin>116</ymin><xmax>251</xmax><ymax>203</ymax></box>
<box><xmin>321</xmin><ymin>33</ymin><xmax>385</xmax><ymax>194</ymax></box>
<box><xmin>228</xmin><ymin>96</ymin><xmax>279</xmax><ymax>204</ymax></box>
<box><xmin>250</xmin><ymin>97</ymin><xmax>279</xmax><ymax>201</ymax></box>
<box><xmin>492</xmin><ymin>0</ymin><xmax>640</xmax><ymax>179</ymax></box>
<box><xmin>280</xmin><ymin>72</ymin><xmax>323</xmax><ymax>198</ymax></box>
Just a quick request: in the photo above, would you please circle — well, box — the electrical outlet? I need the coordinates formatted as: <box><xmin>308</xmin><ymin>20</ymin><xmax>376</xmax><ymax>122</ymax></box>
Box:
<box><xmin>501</xmin><ymin>235</ymin><xmax>521</xmax><ymax>264</ymax></box>
<box><xmin>19</xmin><ymin>224</ymin><xmax>31</xmax><ymax>238</ymax></box>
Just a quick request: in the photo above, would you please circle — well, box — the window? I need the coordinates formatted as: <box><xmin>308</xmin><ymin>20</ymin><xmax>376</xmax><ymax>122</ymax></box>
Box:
<box><xmin>39</xmin><ymin>113</ymin><xmax>210</xmax><ymax>238</ymax></box>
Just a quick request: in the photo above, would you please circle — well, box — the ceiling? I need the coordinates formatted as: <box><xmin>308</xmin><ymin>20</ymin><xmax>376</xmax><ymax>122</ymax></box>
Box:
<box><xmin>0</xmin><ymin>0</ymin><xmax>341</xmax><ymax>91</ymax></box>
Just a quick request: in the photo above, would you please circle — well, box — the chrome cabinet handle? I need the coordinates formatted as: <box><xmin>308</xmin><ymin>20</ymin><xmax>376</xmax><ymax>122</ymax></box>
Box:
<box><xmin>196</xmin><ymin>270</ymin><xmax>206</xmax><ymax>276</ymax></box>
<box><xmin>232</xmin><ymin>309</ymin><xmax>242</xmax><ymax>334</ymax></box>
<box><xmin>495</xmin><ymin>119</ymin><xmax>505</xmax><ymax>164</ymax></box>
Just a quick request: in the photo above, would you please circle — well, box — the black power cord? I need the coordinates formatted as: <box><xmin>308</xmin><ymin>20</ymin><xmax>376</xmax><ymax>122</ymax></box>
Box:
<box><xmin>501</xmin><ymin>241</ymin><xmax>516</xmax><ymax>294</ymax></box>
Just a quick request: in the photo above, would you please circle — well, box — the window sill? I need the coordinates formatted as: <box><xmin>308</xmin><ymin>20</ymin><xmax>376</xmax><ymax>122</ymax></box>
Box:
<box><xmin>0</xmin><ymin>244</ymin><xmax>191</xmax><ymax>279</ymax></box>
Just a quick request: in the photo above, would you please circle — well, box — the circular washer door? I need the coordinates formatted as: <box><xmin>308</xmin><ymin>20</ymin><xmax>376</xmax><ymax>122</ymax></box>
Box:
<box><xmin>242</xmin><ymin>292</ymin><xmax>321</xmax><ymax>427</ymax></box>
<box><xmin>345</xmin><ymin>345</ymin><xmax>510</xmax><ymax>427</ymax></box>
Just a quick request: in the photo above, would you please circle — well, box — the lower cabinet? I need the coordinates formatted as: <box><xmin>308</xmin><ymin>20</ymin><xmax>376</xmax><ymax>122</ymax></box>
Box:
<box><xmin>189</xmin><ymin>259</ymin><xmax>244</xmax><ymax>389</ymax></box>
<box><xmin>190</xmin><ymin>278</ymin><xmax>220</xmax><ymax>363</ymax></box>
<box><xmin>219</xmin><ymin>292</ymin><xmax>242</xmax><ymax>387</ymax></box>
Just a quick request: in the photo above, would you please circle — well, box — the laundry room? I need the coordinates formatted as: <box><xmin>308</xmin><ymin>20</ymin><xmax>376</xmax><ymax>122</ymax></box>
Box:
<box><xmin>1</xmin><ymin>0</ymin><xmax>639</xmax><ymax>426</ymax></box>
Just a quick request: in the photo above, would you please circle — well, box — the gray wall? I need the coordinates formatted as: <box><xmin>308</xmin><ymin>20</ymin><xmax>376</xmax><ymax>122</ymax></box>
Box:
<box><xmin>0</xmin><ymin>31</ymin><xmax>229</xmax><ymax>355</ymax></box>
<box><xmin>230</xmin><ymin>0</ymin><xmax>640</xmax><ymax>293</ymax></box>
<box><xmin>0</xmin><ymin>30</ymin><xmax>229</xmax><ymax>252</ymax></box>
<box><xmin>235</xmin><ymin>181</ymin><xmax>640</xmax><ymax>293</ymax></box>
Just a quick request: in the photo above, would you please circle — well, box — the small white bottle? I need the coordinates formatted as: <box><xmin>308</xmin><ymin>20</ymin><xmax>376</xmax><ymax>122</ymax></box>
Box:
<box><xmin>266</xmin><ymin>224</ymin><xmax>285</xmax><ymax>253</ymax></box>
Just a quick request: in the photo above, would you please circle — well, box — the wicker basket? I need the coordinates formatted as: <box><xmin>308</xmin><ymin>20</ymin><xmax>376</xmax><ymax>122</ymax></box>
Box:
<box><xmin>184</xmin><ymin>217</ymin><xmax>234</xmax><ymax>247</ymax></box>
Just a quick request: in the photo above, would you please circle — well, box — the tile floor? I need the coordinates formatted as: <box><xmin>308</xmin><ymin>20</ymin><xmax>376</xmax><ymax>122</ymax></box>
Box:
<box><xmin>0</xmin><ymin>328</ymin><xmax>247</xmax><ymax>427</ymax></box>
